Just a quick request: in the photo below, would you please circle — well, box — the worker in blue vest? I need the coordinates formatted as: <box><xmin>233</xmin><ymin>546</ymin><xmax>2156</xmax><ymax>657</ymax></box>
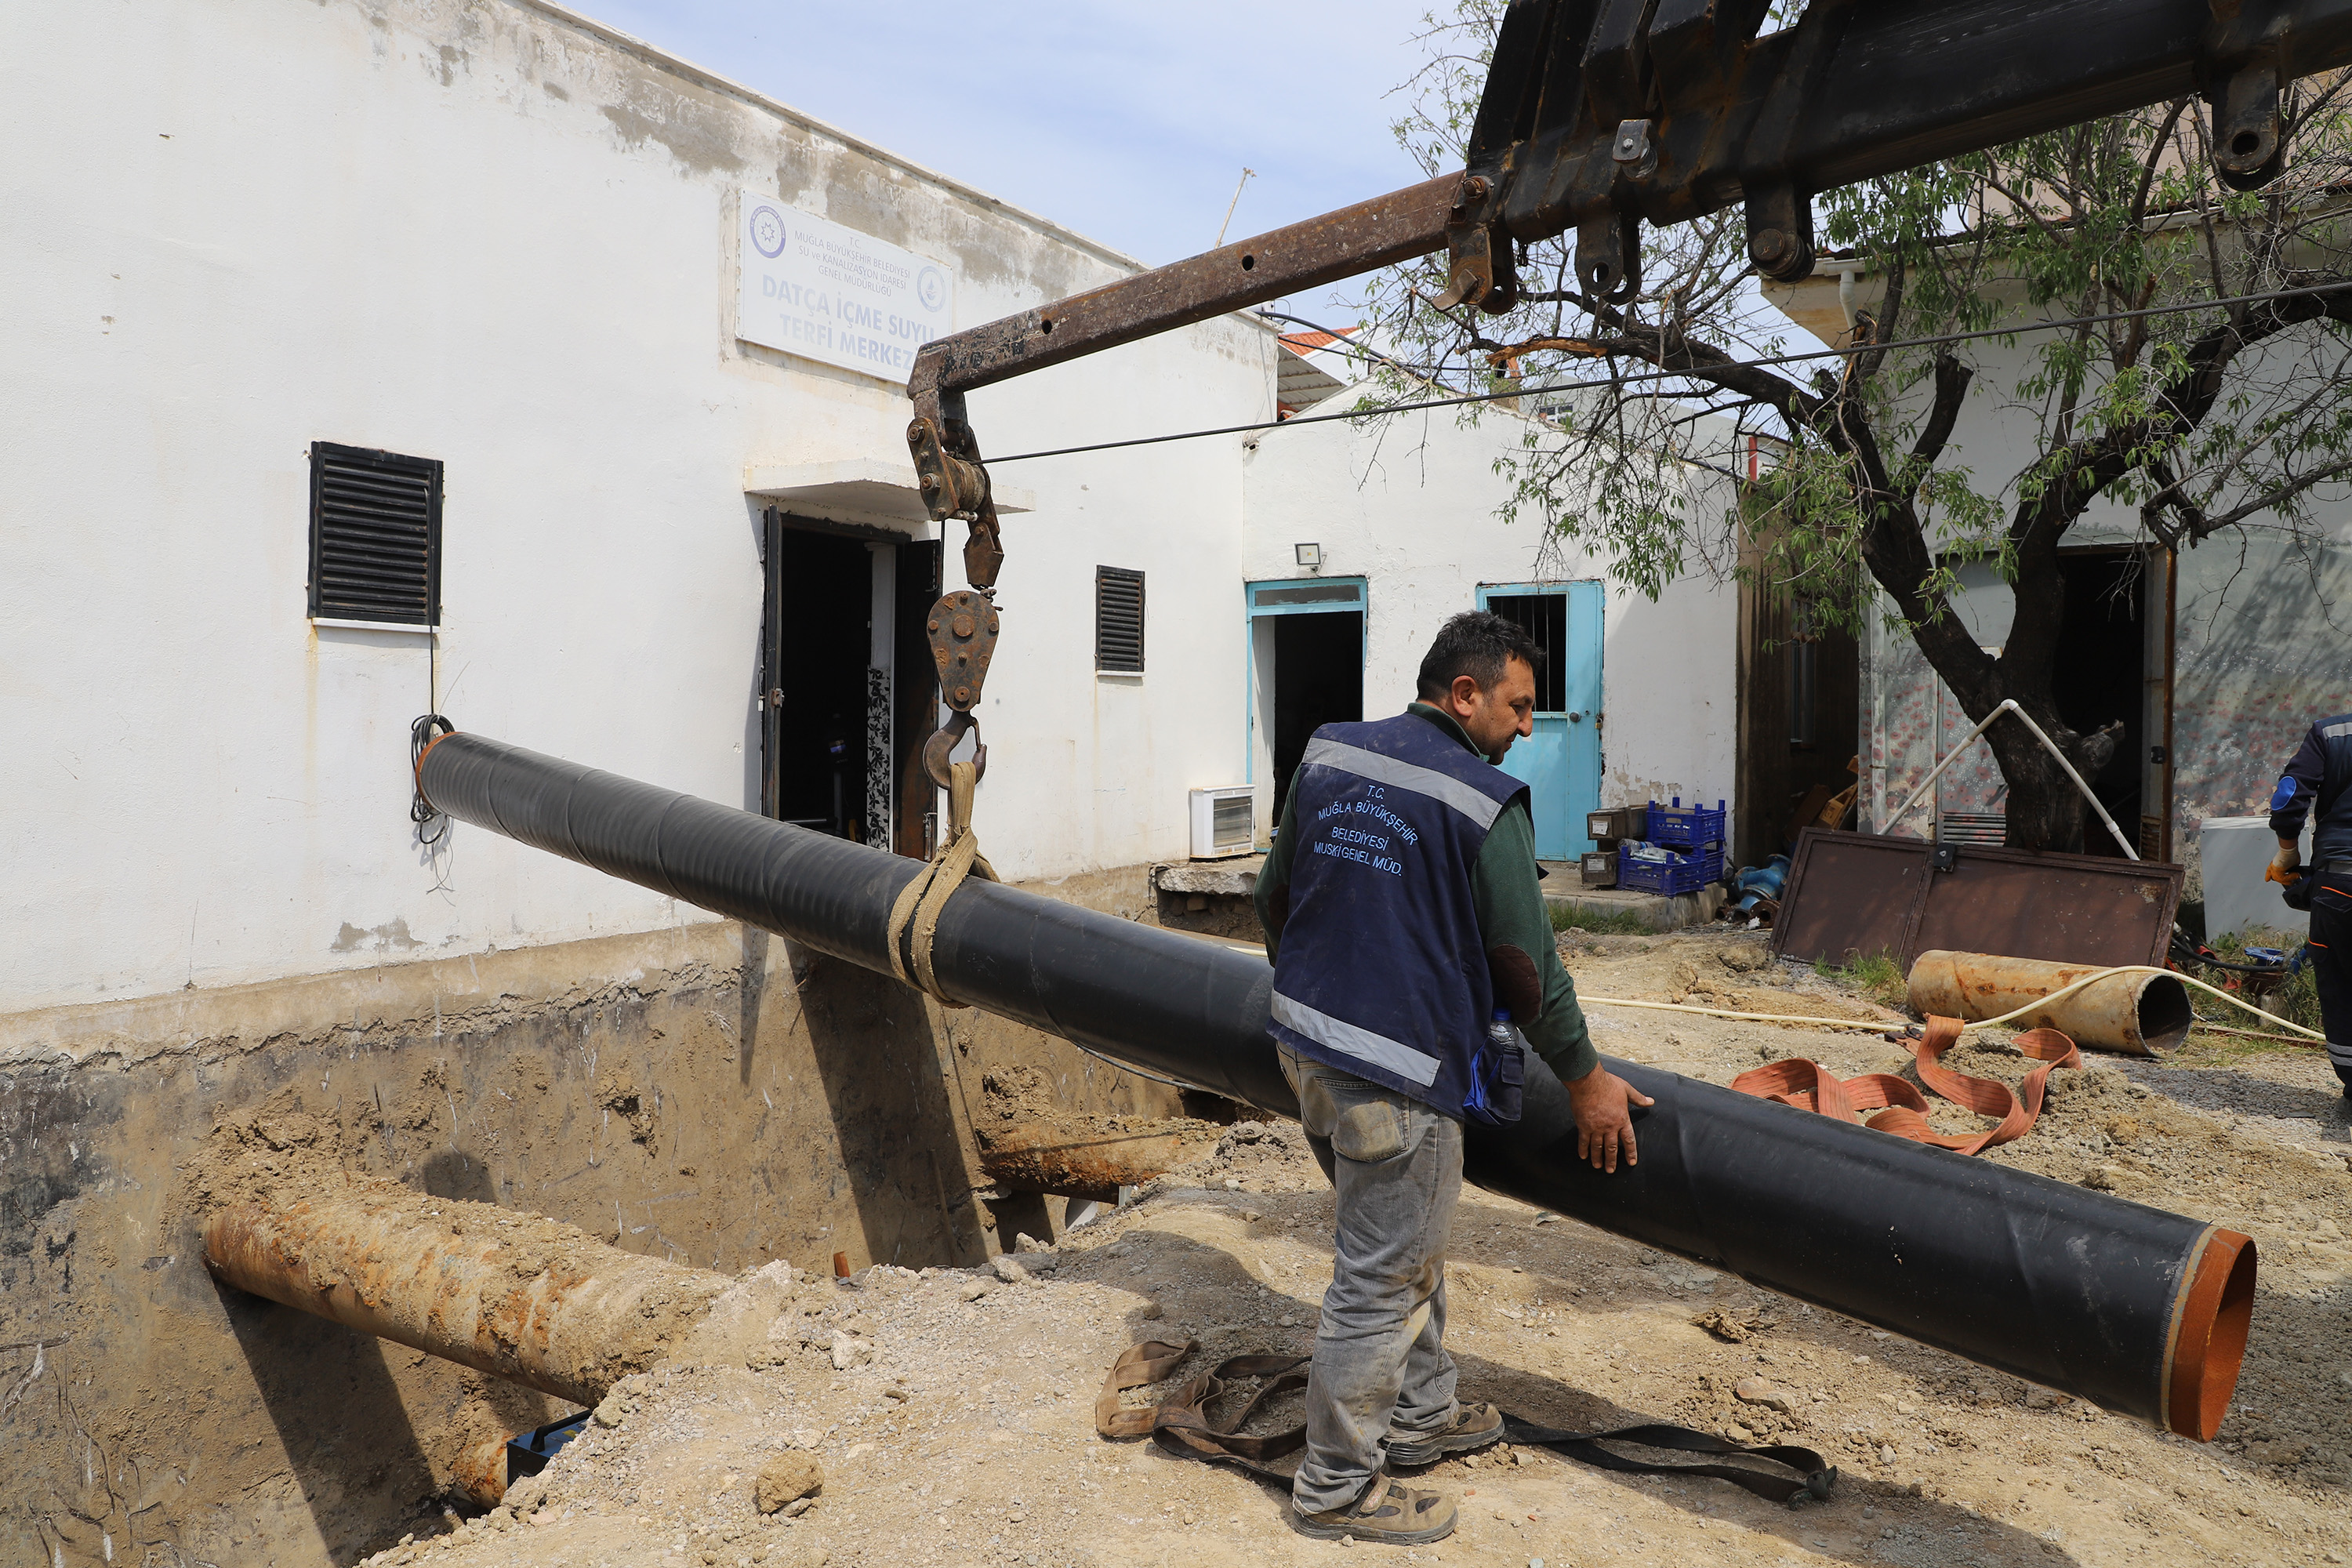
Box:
<box><xmin>2269</xmin><ymin>711</ymin><xmax>2352</xmax><ymax>1097</ymax></box>
<box><xmin>1254</xmin><ymin>610</ymin><xmax>1653</xmax><ymax>1545</ymax></box>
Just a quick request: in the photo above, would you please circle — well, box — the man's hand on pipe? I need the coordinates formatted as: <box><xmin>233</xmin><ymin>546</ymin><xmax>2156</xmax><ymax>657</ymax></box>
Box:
<box><xmin>2270</xmin><ymin>839</ymin><xmax>2305</xmax><ymax>884</ymax></box>
<box><xmin>1566</xmin><ymin>1066</ymin><xmax>1655</xmax><ymax>1173</ymax></box>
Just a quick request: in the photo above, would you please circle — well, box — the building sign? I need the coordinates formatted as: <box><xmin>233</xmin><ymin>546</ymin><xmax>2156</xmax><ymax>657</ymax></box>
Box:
<box><xmin>735</xmin><ymin>193</ymin><xmax>955</xmax><ymax>387</ymax></box>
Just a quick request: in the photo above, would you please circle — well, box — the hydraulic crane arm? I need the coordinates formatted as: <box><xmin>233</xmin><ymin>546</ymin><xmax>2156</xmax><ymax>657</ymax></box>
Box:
<box><xmin>902</xmin><ymin>0</ymin><xmax>2352</xmax><ymax>786</ymax></box>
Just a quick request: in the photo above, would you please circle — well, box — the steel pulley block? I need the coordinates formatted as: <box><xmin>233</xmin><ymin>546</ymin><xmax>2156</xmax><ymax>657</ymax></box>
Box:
<box><xmin>927</xmin><ymin>589</ymin><xmax>999</xmax><ymax>712</ymax></box>
<box><xmin>908</xmin><ymin>416</ymin><xmax>990</xmax><ymax>521</ymax></box>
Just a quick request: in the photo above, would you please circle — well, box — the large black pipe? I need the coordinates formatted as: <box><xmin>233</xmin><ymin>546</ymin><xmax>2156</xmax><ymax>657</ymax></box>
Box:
<box><xmin>417</xmin><ymin>731</ymin><xmax>2254</xmax><ymax>1439</ymax></box>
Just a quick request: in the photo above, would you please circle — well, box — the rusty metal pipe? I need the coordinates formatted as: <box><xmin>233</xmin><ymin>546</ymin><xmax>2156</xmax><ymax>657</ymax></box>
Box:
<box><xmin>908</xmin><ymin>172</ymin><xmax>1460</xmax><ymax>419</ymax></box>
<box><xmin>976</xmin><ymin>1123</ymin><xmax>1219</xmax><ymax>1203</ymax></box>
<box><xmin>203</xmin><ymin>1181</ymin><xmax>730</xmax><ymax>1407</ymax></box>
<box><xmin>1907</xmin><ymin>949</ymin><xmax>2194</xmax><ymax>1055</ymax></box>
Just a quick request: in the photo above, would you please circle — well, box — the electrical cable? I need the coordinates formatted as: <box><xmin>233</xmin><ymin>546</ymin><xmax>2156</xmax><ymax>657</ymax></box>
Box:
<box><xmin>1254</xmin><ymin>310</ymin><xmax>1439</xmax><ymax>377</ymax></box>
<box><xmin>981</xmin><ymin>278</ymin><xmax>2352</xmax><ymax>466</ymax></box>
<box><xmin>410</xmin><ymin>713</ymin><xmax>455</xmax><ymax>844</ymax></box>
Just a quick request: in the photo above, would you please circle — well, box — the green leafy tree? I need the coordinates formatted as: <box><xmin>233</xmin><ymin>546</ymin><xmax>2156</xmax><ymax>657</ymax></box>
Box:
<box><xmin>1359</xmin><ymin>5</ymin><xmax>2352</xmax><ymax>851</ymax></box>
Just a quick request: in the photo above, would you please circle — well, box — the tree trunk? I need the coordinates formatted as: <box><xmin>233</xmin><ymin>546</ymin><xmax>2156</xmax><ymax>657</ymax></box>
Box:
<box><xmin>1890</xmin><ymin>585</ymin><xmax>2103</xmax><ymax>855</ymax></box>
<box><xmin>1985</xmin><ymin>720</ymin><xmax>2096</xmax><ymax>854</ymax></box>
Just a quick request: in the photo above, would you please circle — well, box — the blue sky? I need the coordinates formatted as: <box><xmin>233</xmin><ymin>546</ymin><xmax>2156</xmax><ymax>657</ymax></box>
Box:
<box><xmin>587</xmin><ymin>0</ymin><xmax>1446</xmax><ymax>323</ymax></box>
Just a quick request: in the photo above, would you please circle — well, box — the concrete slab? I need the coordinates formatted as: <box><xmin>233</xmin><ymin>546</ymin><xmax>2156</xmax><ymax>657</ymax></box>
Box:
<box><xmin>1153</xmin><ymin>855</ymin><xmax>1265</xmax><ymax>897</ymax></box>
<box><xmin>1542</xmin><ymin>878</ymin><xmax>1726</xmax><ymax>931</ymax></box>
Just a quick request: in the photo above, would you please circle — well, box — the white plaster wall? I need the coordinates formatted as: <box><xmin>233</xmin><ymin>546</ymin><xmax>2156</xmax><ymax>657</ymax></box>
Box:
<box><xmin>0</xmin><ymin>0</ymin><xmax>1268</xmax><ymax>1011</ymax></box>
<box><xmin>1240</xmin><ymin>393</ymin><xmax>1741</xmax><ymax>836</ymax></box>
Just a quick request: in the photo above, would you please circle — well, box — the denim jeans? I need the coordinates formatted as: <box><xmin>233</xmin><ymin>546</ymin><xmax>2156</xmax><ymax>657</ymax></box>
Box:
<box><xmin>1278</xmin><ymin>1044</ymin><xmax>1464</xmax><ymax>1513</ymax></box>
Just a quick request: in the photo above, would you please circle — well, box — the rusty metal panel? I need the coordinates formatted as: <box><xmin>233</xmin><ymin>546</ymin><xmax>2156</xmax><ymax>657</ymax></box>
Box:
<box><xmin>1772</xmin><ymin>829</ymin><xmax>2183</xmax><ymax>971</ymax></box>
<box><xmin>1769</xmin><ymin>831</ymin><xmax>1933</xmax><ymax>967</ymax></box>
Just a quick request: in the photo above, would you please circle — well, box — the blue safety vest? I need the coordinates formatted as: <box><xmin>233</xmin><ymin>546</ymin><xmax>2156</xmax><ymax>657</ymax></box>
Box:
<box><xmin>1268</xmin><ymin>713</ymin><xmax>1529</xmax><ymax>1121</ymax></box>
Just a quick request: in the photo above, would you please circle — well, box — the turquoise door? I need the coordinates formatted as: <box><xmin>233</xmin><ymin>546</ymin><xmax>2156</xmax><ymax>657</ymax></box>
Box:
<box><xmin>1478</xmin><ymin>582</ymin><xmax>1603</xmax><ymax>859</ymax></box>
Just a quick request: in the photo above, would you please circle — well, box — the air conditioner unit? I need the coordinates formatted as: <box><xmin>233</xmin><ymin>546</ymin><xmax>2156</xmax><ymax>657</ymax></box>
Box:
<box><xmin>1189</xmin><ymin>786</ymin><xmax>1255</xmax><ymax>859</ymax></box>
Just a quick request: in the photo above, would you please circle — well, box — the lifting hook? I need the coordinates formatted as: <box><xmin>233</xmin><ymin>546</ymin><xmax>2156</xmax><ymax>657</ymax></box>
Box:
<box><xmin>921</xmin><ymin>710</ymin><xmax>986</xmax><ymax>792</ymax></box>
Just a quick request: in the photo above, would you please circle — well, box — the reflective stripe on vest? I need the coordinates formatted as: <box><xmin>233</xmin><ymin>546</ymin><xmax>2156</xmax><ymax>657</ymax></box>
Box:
<box><xmin>1269</xmin><ymin>990</ymin><xmax>1443</xmax><ymax>1087</ymax></box>
<box><xmin>1299</xmin><ymin>736</ymin><xmax>1508</xmax><ymax>831</ymax></box>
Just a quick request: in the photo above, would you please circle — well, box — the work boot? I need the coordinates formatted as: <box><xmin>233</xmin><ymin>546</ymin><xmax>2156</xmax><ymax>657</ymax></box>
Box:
<box><xmin>1385</xmin><ymin>1402</ymin><xmax>1505</xmax><ymax>1466</ymax></box>
<box><xmin>1290</xmin><ymin>1472</ymin><xmax>1457</xmax><ymax>1544</ymax></box>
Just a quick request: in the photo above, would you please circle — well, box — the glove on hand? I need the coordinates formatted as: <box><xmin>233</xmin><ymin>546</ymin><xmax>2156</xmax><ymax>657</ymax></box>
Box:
<box><xmin>2268</xmin><ymin>841</ymin><xmax>2304</xmax><ymax>884</ymax></box>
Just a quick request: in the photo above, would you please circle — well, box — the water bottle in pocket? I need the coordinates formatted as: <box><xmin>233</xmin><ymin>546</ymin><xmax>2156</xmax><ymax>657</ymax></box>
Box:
<box><xmin>1464</xmin><ymin>1009</ymin><xmax>1526</xmax><ymax>1127</ymax></box>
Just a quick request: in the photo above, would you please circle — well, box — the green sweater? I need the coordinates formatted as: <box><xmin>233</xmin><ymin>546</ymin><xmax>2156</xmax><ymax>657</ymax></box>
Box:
<box><xmin>1253</xmin><ymin>702</ymin><xmax>1599</xmax><ymax>1083</ymax></box>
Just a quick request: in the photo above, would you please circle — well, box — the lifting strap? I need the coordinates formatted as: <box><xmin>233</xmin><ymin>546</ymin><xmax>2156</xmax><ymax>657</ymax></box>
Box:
<box><xmin>1732</xmin><ymin>1014</ymin><xmax>2082</xmax><ymax>1155</ymax></box>
<box><xmin>1094</xmin><ymin>1340</ymin><xmax>1836</xmax><ymax>1506</ymax></box>
<box><xmin>885</xmin><ymin>758</ymin><xmax>996</xmax><ymax>1007</ymax></box>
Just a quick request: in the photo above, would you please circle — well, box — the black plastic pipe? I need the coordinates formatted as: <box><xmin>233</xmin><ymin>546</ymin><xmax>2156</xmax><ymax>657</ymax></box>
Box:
<box><xmin>417</xmin><ymin>731</ymin><xmax>2254</xmax><ymax>1439</ymax></box>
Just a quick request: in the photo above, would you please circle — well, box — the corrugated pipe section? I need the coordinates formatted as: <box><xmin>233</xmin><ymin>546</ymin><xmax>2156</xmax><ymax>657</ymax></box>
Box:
<box><xmin>416</xmin><ymin>731</ymin><xmax>2255</xmax><ymax>1440</ymax></box>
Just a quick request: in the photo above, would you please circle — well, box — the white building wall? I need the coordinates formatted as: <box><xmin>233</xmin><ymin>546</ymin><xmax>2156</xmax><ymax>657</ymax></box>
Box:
<box><xmin>1</xmin><ymin>0</ymin><xmax>1270</xmax><ymax>1012</ymax></box>
<box><xmin>1240</xmin><ymin>394</ymin><xmax>1741</xmax><ymax>836</ymax></box>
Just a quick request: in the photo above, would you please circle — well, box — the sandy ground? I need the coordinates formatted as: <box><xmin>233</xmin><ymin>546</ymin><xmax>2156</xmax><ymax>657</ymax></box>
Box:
<box><xmin>360</xmin><ymin>930</ymin><xmax>2350</xmax><ymax>1568</ymax></box>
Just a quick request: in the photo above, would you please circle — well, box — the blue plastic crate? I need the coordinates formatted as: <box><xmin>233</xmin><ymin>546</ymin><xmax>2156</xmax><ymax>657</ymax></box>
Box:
<box><xmin>1647</xmin><ymin>796</ymin><xmax>1727</xmax><ymax>850</ymax></box>
<box><xmin>1616</xmin><ymin>842</ymin><xmax>1724</xmax><ymax>897</ymax></box>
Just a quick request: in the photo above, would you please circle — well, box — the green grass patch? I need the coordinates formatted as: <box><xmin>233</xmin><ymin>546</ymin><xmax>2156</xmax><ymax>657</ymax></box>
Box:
<box><xmin>1814</xmin><ymin>950</ymin><xmax>1910</xmax><ymax>1011</ymax></box>
<box><xmin>1548</xmin><ymin>902</ymin><xmax>1656</xmax><ymax>935</ymax></box>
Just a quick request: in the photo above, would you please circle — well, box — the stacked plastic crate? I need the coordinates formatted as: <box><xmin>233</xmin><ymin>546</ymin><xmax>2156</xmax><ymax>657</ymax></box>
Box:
<box><xmin>1616</xmin><ymin>797</ymin><xmax>1726</xmax><ymax>896</ymax></box>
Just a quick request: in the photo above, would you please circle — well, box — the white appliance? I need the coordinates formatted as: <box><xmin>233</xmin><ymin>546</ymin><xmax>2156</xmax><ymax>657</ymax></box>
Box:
<box><xmin>1189</xmin><ymin>786</ymin><xmax>1256</xmax><ymax>859</ymax></box>
<box><xmin>2200</xmin><ymin>815</ymin><xmax>2312</xmax><ymax>938</ymax></box>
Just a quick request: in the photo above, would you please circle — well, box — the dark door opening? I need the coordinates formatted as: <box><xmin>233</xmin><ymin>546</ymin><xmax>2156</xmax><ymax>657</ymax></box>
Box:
<box><xmin>2051</xmin><ymin>550</ymin><xmax>2145</xmax><ymax>858</ymax></box>
<box><xmin>1736</xmin><ymin>546</ymin><xmax>1860</xmax><ymax>866</ymax></box>
<box><xmin>760</xmin><ymin>512</ymin><xmax>941</xmax><ymax>855</ymax></box>
<box><xmin>767</xmin><ymin>524</ymin><xmax>873</xmax><ymax>841</ymax></box>
<box><xmin>1270</xmin><ymin>611</ymin><xmax>1363</xmax><ymax>818</ymax></box>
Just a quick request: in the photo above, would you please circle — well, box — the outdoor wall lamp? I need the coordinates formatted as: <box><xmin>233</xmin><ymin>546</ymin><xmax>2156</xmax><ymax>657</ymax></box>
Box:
<box><xmin>1294</xmin><ymin>543</ymin><xmax>1323</xmax><ymax>569</ymax></box>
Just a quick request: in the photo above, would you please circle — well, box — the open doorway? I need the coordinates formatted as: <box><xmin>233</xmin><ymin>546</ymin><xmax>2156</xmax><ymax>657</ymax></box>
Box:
<box><xmin>760</xmin><ymin>510</ymin><xmax>940</xmax><ymax>856</ymax></box>
<box><xmin>2052</xmin><ymin>549</ymin><xmax>2147</xmax><ymax>858</ymax></box>
<box><xmin>1247</xmin><ymin>578</ymin><xmax>1366</xmax><ymax>829</ymax></box>
<box><xmin>1736</xmin><ymin>535</ymin><xmax>1861</xmax><ymax>866</ymax></box>
<box><xmin>1272</xmin><ymin>614</ymin><xmax>1363</xmax><ymax>812</ymax></box>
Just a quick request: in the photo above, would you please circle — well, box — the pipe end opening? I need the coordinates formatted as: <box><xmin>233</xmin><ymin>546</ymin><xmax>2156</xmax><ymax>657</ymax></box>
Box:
<box><xmin>2137</xmin><ymin>974</ymin><xmax>2194</xmax><ymax>1054</ymax></box>
<box><xmin>2168</xmin><ymin>1229</ymin><xmax>2256</xmax><ymax>1440</ymax></box>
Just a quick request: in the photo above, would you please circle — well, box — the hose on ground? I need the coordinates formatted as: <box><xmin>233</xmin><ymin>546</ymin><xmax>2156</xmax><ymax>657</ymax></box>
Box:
<box><xmin>1576</xmin><ymin>962</ymin><xmax>2325</xmax><ymax>1042</ymax></box>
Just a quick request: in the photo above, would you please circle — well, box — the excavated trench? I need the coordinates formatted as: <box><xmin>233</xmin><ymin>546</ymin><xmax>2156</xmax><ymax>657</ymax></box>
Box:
<box><xmin>0</xmin><ymin>894</ymin><xmax>1204</xmax><ymax>1567</ymax></box>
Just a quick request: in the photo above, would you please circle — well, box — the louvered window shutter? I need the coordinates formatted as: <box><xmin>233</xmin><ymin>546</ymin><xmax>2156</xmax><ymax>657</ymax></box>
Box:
<box><xmin>1095</xmin><ymin>566</ymin><xmax>1145</xmax><ymax>673</ymax></box>
<box><xmin>308</xmin><ymin>442</ymin><xmax>443</xmax><ymax>626</ymax></box>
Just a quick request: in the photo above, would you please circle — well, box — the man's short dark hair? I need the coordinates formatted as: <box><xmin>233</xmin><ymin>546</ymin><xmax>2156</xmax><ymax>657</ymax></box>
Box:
<box><xmin>1415</xmin><ymin>610</ymin><xmax>1542</xmax><ymax>701</ymax></box>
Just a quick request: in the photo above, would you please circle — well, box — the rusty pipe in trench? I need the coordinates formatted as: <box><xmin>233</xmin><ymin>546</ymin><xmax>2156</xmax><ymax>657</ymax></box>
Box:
<box><xmin>203</xmin><ymin>1183</ymin><xmax>731</xmax><ymax>1408</ymax></box>
<box><xmin>407</xmin><ymin>730</ymin><xmax>2255</xmax><ymax>1440</ymax></box>
<box><xmin>1907</xmin><ymin>950</ymin><xmax>2195</xmax><ymax>1055</ymax></box>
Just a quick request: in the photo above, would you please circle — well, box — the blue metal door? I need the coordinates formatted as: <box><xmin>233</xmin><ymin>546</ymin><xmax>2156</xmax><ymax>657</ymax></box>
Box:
<box><xmin>1478</xmin><ymin>582</ymin><xmax>1603</xmax><ymax>859</ymax></box>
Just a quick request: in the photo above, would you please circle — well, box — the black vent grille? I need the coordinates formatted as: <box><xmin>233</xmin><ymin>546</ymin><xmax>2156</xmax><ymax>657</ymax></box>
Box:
<box><xmin>1095</xmin><ymin>565</ymin><xmax>1145</xmax><ymax>673</ymax></box>
<box><xmin>309</xmin><ymin>442</ymin><xmax>442</xmax><ymax>625</ymax></box>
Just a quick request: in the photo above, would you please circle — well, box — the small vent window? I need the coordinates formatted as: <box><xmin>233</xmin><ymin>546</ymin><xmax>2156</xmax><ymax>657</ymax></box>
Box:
<box><xmin>309</xmin><ymin>441</ymin><xmax>442</xmax><ymax>626</ymax></box>
<box><xmin>1095</xmin><ymin>565</ymin><xmax>1145</xmax><ymax>673</ymax></box>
